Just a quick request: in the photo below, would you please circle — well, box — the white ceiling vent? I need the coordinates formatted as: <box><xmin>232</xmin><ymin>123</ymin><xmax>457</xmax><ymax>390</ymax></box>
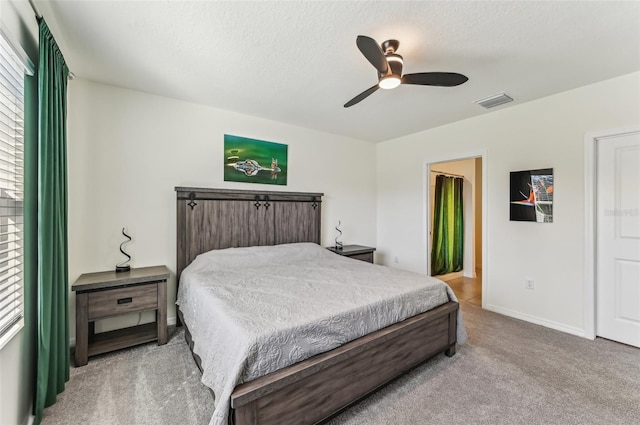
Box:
<box><xmin>475</xmin><ymin>93</ymin><xmax>513</xmax><ymax>109</ymax></box>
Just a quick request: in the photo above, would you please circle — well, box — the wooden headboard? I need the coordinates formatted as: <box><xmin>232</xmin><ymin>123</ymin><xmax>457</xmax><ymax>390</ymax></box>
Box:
<box><xmin>175</xmin><ymin>187</ymin><xmax>323</xmax><ymax>283</ymax></box>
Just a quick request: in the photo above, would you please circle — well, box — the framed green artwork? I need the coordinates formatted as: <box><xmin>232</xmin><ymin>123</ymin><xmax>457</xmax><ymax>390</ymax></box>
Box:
<box><xmin>223</xmin><ymin>134</ymin><xmax>288</xmax><ymax>185</ymax></box>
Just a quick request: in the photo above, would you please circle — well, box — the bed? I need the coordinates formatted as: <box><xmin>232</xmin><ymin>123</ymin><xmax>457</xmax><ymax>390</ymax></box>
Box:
<box><xmin>175</xmin><ymin>187</ymin><xmax>465</xmax><ymax>425</ymax></box>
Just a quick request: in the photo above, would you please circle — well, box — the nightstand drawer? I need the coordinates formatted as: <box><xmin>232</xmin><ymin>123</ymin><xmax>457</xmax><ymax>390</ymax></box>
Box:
<box><xmin>349</xmin><ymin>252</ymin><xmax>374</xmax><ymax>263</ymax></box>
<box><xmin>88</xmin><ymin>284</ymin><xmax>158</xmax><ymax>319</ymax></box>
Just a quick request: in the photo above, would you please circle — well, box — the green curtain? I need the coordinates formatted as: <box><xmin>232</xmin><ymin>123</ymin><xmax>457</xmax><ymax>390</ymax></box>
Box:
<box><xmin>34</xmin><ymin>18</ymin><xmax>70</xmax><ymax>425</ymax></box>
<box><xmin>431</xmin><ymin>174</ymin><xmax>464</xmax><ymax>276</ymax></box>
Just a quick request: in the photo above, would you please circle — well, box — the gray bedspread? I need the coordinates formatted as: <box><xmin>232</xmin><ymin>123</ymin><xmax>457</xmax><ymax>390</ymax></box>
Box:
<box><xmin>176</xmin><ymin>243</ymin><xmax>467</xmax><ymax>425</ymax></box>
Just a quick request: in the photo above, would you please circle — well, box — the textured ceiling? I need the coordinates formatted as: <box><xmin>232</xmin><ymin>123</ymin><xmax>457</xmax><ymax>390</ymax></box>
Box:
<box><xmin>37</xmin><ymin>1</ymin><xmax>640</xmax><ymax>142</ymax></box>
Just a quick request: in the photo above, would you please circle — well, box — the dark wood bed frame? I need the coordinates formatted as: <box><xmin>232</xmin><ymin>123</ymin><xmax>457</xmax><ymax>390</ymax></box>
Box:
<box><xmin>175</xmin><ymin>187</ymin><xmax>459</xmax><ymax>425</ymax></box>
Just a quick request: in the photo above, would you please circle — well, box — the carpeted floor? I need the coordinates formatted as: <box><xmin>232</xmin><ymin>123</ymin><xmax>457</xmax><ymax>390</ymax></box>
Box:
<box><xmin>41</xmin><ymin>302</ymin><xmax>640</xmax><ymax>425</ymax></box>
<box><xmin>41</xmin><ymin>328</ymin><xmax>213</xmax><ymax>425</ymax></box>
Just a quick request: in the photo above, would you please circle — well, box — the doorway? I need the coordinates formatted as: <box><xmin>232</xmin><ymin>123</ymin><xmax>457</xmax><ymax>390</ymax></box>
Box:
<box><xmin>586</xmin><ymin>128</ymin><xmax>640</xmax><ymax>347</ymax></box>
<box><xmin>426</xmin><ymin>155</ymin><xmax>484</xmax><ymax>307</ymax></box>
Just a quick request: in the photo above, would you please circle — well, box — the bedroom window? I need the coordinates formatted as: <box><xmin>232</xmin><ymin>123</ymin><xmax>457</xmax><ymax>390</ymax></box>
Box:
<box><xmin>0</xmin><ymin>28</ymin><xmax>30</xmax><ymax>349</ymax></box>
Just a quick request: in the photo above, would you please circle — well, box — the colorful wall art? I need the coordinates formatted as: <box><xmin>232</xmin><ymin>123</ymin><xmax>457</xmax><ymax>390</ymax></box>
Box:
<box><xmin>223</xmin><ymin>134</ymin><xmax>288</xmax><ymax>185</ymax></box>
<box><xmin>510</xmin><ymin>168</ymin><xmax>554</xmax><ymax>222</ymax></box>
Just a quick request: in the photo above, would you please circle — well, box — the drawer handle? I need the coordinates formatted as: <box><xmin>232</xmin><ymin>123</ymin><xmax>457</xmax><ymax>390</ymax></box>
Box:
<box><xmin>117</xmin><ymin>297</ymin><xmax>133</xmax><ymax>305</ymax></box>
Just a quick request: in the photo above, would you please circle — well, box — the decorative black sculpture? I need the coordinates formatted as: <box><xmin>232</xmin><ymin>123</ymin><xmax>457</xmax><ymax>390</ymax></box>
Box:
<box><xmin>335</xmin><ymin>220</ymin><xmax>343</xmax><ymax>250</ymax></box>
<box><xmin>116</xmin><ymin>228</ymin><xmax>132</xmax><ymax>272</ymax></box>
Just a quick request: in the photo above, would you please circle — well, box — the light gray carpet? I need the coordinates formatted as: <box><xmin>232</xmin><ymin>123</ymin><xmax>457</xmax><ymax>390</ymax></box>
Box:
<box><xmin>42</xmin><ymin>302</ymin><xmax>640</xmax><ymax>425</ymax></box>
<box><xmin>41</xmin><ymin>330</ymin><xmax>213</xmax><ymax>425</ymax></box>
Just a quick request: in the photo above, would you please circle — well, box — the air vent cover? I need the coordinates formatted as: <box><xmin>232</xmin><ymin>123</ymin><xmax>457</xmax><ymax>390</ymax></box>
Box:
<box><xmin>475</xmin><ymin>93</ymin><xmax>513</xmax><ymax>109</ymax></box>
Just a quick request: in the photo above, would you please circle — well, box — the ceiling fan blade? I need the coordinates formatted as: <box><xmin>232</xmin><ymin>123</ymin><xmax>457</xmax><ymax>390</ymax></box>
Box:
<box><xmin>344</xmin><ymin>84</ymin><xmax>379</xmax><ymax>108</ymax></box>
<box><xmin>356</xmin><ymin>35</ymin><xmax>388</xmax><ymax>75</ymax></box>
<box><xmin>401</xmin><ymin>72</ymin><xmax>469</xmax><ymax>87</ymax></box>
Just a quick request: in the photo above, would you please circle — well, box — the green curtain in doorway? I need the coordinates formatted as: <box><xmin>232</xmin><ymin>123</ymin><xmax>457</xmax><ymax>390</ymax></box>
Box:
<box><xmin>34</xmin><ymin>18</ymin><xmax>70</xmax><ymax>425</ymax></box>
<box><xmin>431</xmin><ymin>174</ymin><xmax>464</xmax><ymax>276</ymax></box>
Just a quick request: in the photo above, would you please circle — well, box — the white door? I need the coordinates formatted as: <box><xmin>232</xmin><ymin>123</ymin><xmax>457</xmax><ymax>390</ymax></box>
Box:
<box><xmin>596</xmin><ymin>131</ymin><xmax>640</xmax><ymax>347</ymax></box>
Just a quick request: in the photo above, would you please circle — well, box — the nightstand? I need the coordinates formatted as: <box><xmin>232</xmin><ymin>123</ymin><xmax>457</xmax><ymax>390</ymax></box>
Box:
<box><xmin>327</xmin><ymin>245</ymin><xmax>376</xmax><ymax>263</ymax></box>
<box><xmin>72</xmin><ymin>265</ymin><xmax>170</xmax><ymax>366</ymax></box>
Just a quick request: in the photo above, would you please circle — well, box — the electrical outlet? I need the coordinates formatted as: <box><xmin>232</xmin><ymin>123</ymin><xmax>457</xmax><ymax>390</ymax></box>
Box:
<box><xmin>525</xmin><ymin>279</ymin><xmax>535</xmax><ymax>290</ymax></box>
<box><xmin>394</xmin><ymin>256</ymin><xmax>399</xmax><ymax>263</ymax></box>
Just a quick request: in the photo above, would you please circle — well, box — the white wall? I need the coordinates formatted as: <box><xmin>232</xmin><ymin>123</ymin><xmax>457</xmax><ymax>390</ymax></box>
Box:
<box><xmin>67</xmin><ymin>79</ymin><xmax>377</xmax><ymax>337</ymax></box>
<box><xmin>0</xmin><ymin>1</ymin><xmax>38</xmax><ymax>425</ymax></box>
<box><xmin>377</xmin><ymin>71</ymin><xmax>640</xmax><ymax>336</ymax></box>
<box><xmin>0</xmin><ymin>330</ymin><xmax>33</xmax><ymax>425</ymax></box>
<box><xmin>428</xmin><ymin>158</ymin><xmax>477</xmax><ymax>278</ymax></box>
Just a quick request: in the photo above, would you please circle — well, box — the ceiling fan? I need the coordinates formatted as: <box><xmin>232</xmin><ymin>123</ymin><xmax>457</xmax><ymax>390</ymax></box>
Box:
<box><xmin>344</xmin><ymin>35</ymin><xmax>469</xmax><ymax>108</ymax></box>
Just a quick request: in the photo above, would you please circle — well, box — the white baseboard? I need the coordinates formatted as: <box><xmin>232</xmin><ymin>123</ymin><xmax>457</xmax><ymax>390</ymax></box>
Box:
<box><xmin>25</xmin><ymin>414</ymin><xmax>34</xmax><ymax>425</ymax></box>
<box><xmin>485</xmin><ymin>304</ymin><xmax>587</xmax><ymax>338</ymax></box>
<box><xmin>69</xmin><ymin>316</ymin><xmax>177</xmax><ymax>348</ymax></box>
<box><xmin>463</xmin><ymin>269</ymin><xmax>476</xmax><ymax>278</ymax></box>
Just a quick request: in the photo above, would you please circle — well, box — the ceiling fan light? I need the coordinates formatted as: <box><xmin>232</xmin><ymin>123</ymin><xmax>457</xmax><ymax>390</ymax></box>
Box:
<box><xmin>379</xmin><ymin>75</ymin><xmax>401</xmax><ymax>90</ymax></box>
<box><xmin>386</xmin><ymin>54</ymin><xmax>403</xmax><ymax>64</ymax></box>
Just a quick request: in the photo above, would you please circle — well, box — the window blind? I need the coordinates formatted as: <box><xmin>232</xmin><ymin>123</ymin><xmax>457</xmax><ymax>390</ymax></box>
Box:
<box><xmin>0</xmin><ymin>31</ymin><xmax>25</xmax><ymax>345</ymax></box>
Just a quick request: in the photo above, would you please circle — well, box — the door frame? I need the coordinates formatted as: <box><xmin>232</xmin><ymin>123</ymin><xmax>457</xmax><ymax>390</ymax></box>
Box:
<box><xmin>583</xmin><ymin>126</ymin><xmax>640</xmax><ymax>340</ymax></box>
<box><xmin>423</xmin><ymin>150</ymin><xmax>488</xmax><ymax>308</ymax></box>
